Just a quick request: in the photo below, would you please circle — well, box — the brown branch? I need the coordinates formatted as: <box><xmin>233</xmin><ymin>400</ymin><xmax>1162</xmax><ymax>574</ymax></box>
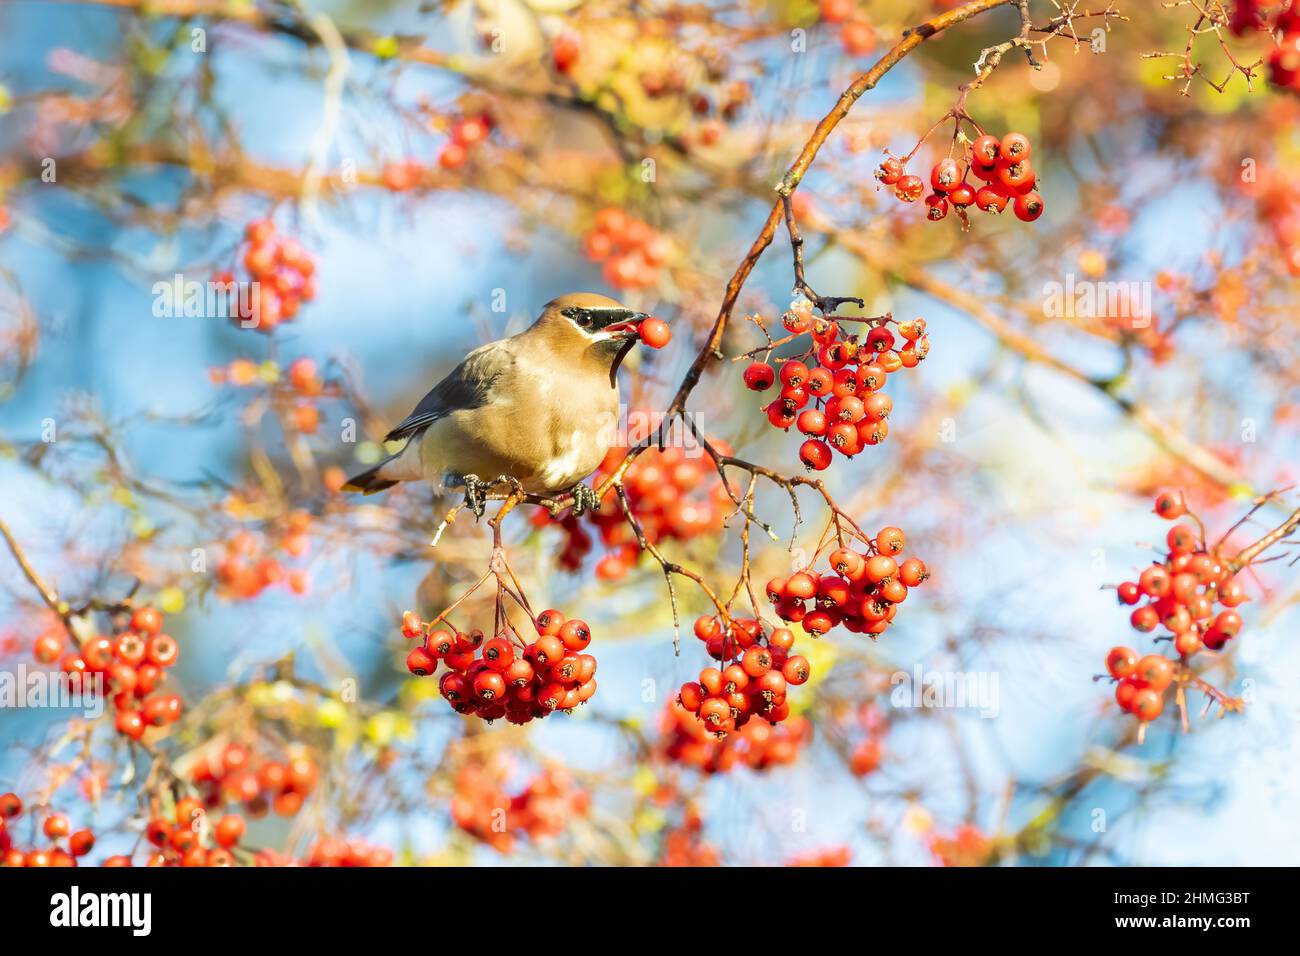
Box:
<box><xmin>1230</xmin><ymin>505</ymin><xmax>1300</xmax><ymax>572</ymax></box>
<box><xmin>0</xmin><ymin>516</ymin><xmax>72</xmax><ymax>623</ymax></box>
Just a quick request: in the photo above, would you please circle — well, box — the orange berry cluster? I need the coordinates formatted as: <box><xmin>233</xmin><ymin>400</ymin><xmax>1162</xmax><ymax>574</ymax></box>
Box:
<box><xmin>875</xmin><ymin>131</ymin><xmax>1044</xmax><ymax>225</ymax></box>
<box><xmin>190</xmin><ymin>742</ymin><xmax>320</xmax><ymax>818</ymax></box>
<box><xmin>33</xmin><ymin>606</ymin><xmax>182</xmax><ymax>740</ymax></box>
<box><xmin>383</xmin><ymin>114</ymin><xmax>493</xmax><ymax>189</ymax></box>
<box><xmin>141</xmin><ymin>798</ymin><xmax>245</xmax><ymax>867</ymax></box>
<box><xmin>451</xmin><ymin>761</ymin><xmax>589</xmax><ymax>853</ymax></box>
<box><xmin>744</xmin><ymin>304</ymin><xmax>927</xmax><ymax>470</ymax></box>
<box><xmin>0</xmin><ymin>796</ymin><xmax>102</xmax><ymax>867</ymax></box>
<box><xmin>1254</xmin><ymin>171</ymin><xmax>1300</xmax><ymax>276</ymax></box>
<box><xmin>928</xmin><ymin>824</ymin><xmax>995</xmax><ymax>867</ymax></box>
<box><xmin>675</xmin><ymin>616</ymin><xmax>811</xmax><ymax>740</ymax></box>
<box><xmin>210</xmin><ymin>356</ymin><xmax>327</xmax><ymax>435</ymax></box>
<box><xmin>401</xmin><ymin>608</ymin><xmax>598</xmax><ymax>724</ymax></box>
<box><xmin>1105</xmin><ymin>491</ymin><xmax>1250</xmax><ymax>723</ymax></box>
<box><xmin>539</xmin><ymin>441</ymin><xmax>732</xmax><ymax>579</ymax></box>
<box><xmin>660</xmin><ymin>699</ymin><xmax>811</xmax><ymax>773</ymax></box>
<box><xmin>766</xmin><ymin>527</ymin><xmax>928</xmax><ymax>638</ymax></box>
<box><xmin>787</xmin><ymin>845</ymin><xmax>853</xmax><ymax>867</ymax></box>
<box><xmin>215</xmin><ymin>519</ymin><xmax>313</xmax><ymax>600</ymax></box>
<box><xmin>659</xmin><ymin>806</ymin><xmax>721</xmax><ymax>866</ymax></box>
<box><xmin>818</xmin><ymin>0</ymin><xmax>875</xmax><ymax>57</ymax></box>
<box><xmin>216</xmin><ymin>219</ymin><xmax>317</xmax><ymax>333</ymax></box>
<box><xmin>582</xmin><ymin>207</ymin><xmax>672</xmax><ymax>290</ymax></box>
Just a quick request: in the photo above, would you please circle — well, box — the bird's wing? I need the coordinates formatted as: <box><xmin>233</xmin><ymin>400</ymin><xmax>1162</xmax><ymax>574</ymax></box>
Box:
<box><xmin>383</xmin><ymin>341</ymin><xmax>515</xmax><ymax>443</ymax></box>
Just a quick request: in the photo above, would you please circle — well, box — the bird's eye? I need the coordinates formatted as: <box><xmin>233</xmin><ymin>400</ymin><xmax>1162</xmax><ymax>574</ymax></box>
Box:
<box><xmin>576</xmin><ymin>314</ymin><xmax>592</xmax><ymax>326</ymax></box>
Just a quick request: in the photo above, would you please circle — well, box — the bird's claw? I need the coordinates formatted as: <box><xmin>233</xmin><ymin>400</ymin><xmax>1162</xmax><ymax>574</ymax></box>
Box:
<box><xmin>568</xmin><ymin>483</ymin><xmax>601</xmax><ymax>517</ymax></box>
<box><xmin>454</xmin><ymin>474</ymin><xmax>489</xmax><ymax>518</ymax></box>
<box><xmin>451</xmin><ymin>474</ymin><xmax>524</xmax><ymax>519</ymax></box>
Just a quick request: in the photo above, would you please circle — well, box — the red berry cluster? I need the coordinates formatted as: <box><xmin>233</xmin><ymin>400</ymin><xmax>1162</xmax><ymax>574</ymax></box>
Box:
<box><xmin>211</xmin><ymin>356</ymin><xmax>328</xmax><ymax>436</ymax></box>
<box><xmin>744</xmin><ymin>304</ymin><xmax>928</xmax><ymax>470</ymax></box>
<box><xmin>190</xmin><ymin>742</ymin><xmax>320</xmax><ymax>818</ymax></box>
<box><xmin>401</xmin><ymin>608</ymin><xmax>598</xmax><ymax>723</ymax></box>
<box><xmin>766</xmin><ymin>527</ymin><xmax>929</xmax><ymax>638</ymax></box>
<box><xmin>675</xmin><ymin>616</ymin><xmax>810</xmax><ymax>739</ymax></box>
<box><xmin>0</xmin><ymin>796</ymin><xmax>101</xmax><ymax>867</ymax></box>
<box><xmin>1104</xmin><ymin>491</ymin><xmax>1250</xmax><ymax>723</ymax></box>
<box><xmin>582</xmin><ymin>207</ymin><xmax>672</xmax><ymax>290</ymax></box>
<box><xmin>216</xmin><ymin>219</ymin><xmax>317</xmax><ymax>333</ymax></box>
<box><xmin>451</xmin><ymin>761</ymin><xmax>589</xmax><ymax>853</ymax></box>
<box><xmin>1264</xmin><ymin>3</ymin><xmax>1300</xmax><ymax>93</ymax></box>
<box><xmin>141</xmin><ymin>798</ymin><xmax>244</xmax><ymax>867</ymax></box>
<box><xmin>818</xmin><ymin>0</ymin><xmax>876</xmax><ymax>57</ymax></box>
<box><xmin>540</xmin><ymin>440</ymin><xmax>731</xmax><ymax>579</ymax></box>
<box><xmin>876</xmin><ymin>131</ymin><xmax>1044</xmax><ymax>224</ymax></box>
<box><xmin>660</xmin><ymin>698</ymin><xmax>811</xmax><ymax>773</ymax></box>
<box><xmin>300</xmin><ymin>836</ymin><xmax>393</xmax><ymax>867</ymax></box>
<box><xmin>848</xmin><ymin>701</ymin><xmax>889</xmax><ymax>775</ymax></box>
<box><xmin>215</xmin><ymin>519</ymin><xmax>313</xmax><ymax>600</ymax></box>
<box><xmin>383</xmin><ymin>114</ymin><xmax>493</xmax><ymax>189</ymax></box>
<box><xmin>33</xmin><ymin>606</ymin><xmax>182</xmax><ymax>740</ymax></box>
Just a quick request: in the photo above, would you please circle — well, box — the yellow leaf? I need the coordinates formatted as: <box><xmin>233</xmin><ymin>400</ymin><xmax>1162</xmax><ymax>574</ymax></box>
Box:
<box><xmin>158</xmin><ymin>586</ymin><xmax>185</xmax><ymax>614</ymax></box>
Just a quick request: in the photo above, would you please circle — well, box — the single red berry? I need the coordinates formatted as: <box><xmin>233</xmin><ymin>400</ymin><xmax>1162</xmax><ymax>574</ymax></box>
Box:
<box><xmin>799</xmin><ymin>439</ymin><xmax>833</xmax><ymax>471</ymax></box>
<box><xmin>948</xmin><ymin>183</ymin><xmax>976</xmax><ymax>207</ymax></box>
<box><xmin>405</xmin><ymin>646</ymin><xmax>437</xmax><ymax>677</ymax></box>
<box><xmin>33</xmin><ymin>632</ymin><xmax>64</xmax><ymax>664</ymax></box>
<box><xmin>131</xmin><ymin>607</ymin><xmax>163</xmax><ymax>635</ymax></box>
<box><xmin>638</xmin><ymin>318</ymin><xmax>672</xmax><ymax>348</ymax></box>
<box><xmin>744</xmin><ymin>362</ymin><xmax>776</xmax><ymax>391</ymax></box>
<box><xmin>925</xmin><ymin>193</ymin><xmax>949</xmax><ymax>221</ymax></box>
<box><xmin>974</xmin><ymin>185</ymin><xmax>1009</xmax><ymax>213</ymax></box>
<box><xmin>894</xmin><ymin>174</ymin><xmax>924</xmax><ymax>203</ymax></box>
<box><xmin>1136</xmin><ymin>654</ymin><xmax>1174</xmax><ymax>692</ymax></box>
<box><xmin>146</xmin><ymin>634</ymin><xmax>179</xmax><ymax>668</ymax></box>
<box><xmin>69</xmin><ymin>829</ymin><xmax>95</xmax><ymax>857</ymax></box>
<box><xmin>875</xmin><ymin>157</ymin><xmax>904</xmax><ymax>185</ymax></box>
<box><xmin>1130</xmin><ymin>605</ymin><xmax>1159</xmax><ymax>632</ymax></box>
<box><xmin>971</xmin><ymin>133</ymin><xmax>1000</xmax><ymax>164</ymax></box>
<box><xmin>1105</xmin><ymin>646</ymin><xmax>1139</xmax><ymax>679</ymax></box>
<box><xmin>535</xmin><ymin>610</ymin><xmax>565</xmax><ymax>635</ymax></box>
<box><xmin>779</xmin><ymin>361</ymin><xmax>809</xmax><ymax>388</ymax></box>
<box><xmin>1013</xmin><ymin>192</ymin><xmax>1043</xmax><ymax>222</ymax></box>
<box><xmin>0</xmin><ymin>793</ymin><xmax>21</xmax><ymax>819</ymax></box>
<box><xmin>559</xmin><ymin>619</ymin><xmax>592</xmax><ymax>651</ymax></box>
<box><xmin>1131</xmin><ymin>688</ymin><xmax>1164</xmax><ymax>722</ymax></box>
<box><xmin>1153</xmin><ymin>491</ymin><xmax>1186</xmax><ymax>520</ymax></box>
<box><xmin>1000</xmin><ymin>132</ymin><xmax>1031</xmax><ymax>161</ymax></box>
<box><xmin>929</xmin><ymin>157</ymin><xmax>964</xmax><ymax>193</ymax></box>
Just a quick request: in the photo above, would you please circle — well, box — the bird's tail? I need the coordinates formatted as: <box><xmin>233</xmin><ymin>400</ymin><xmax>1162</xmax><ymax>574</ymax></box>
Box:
<box><xmin>342</xmin><ymin>459</ymin><xmax>399</xmax><ymax>495</ymax></box>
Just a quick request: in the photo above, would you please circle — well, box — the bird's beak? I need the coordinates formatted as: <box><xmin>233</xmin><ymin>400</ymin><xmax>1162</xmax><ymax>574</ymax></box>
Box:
<box><xmin>593</xmin><ymin>310</ymin><xmax>653</xmax><ymax>341</ymax></box>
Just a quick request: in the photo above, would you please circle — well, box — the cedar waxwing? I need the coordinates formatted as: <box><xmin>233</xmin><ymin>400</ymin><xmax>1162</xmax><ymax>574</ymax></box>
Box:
<box><xmin>343</xmin><ymin>293</ymin><xmax>654</xmax><ymax>513</ymax></box>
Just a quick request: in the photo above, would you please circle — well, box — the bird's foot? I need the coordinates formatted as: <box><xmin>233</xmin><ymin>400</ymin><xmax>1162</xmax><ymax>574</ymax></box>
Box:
<box><xmin>568</xmin><ymin>482</ymin><xmax>601</xmax><ymax>517</ymax></box>
<box><xmin>451</xmin><ymin>474</ymin><xmax>489</xmax><ymax>519</ymax></box>
<box><xmin>449</xmin><ymin>474</ymin><xmax>524</xmax><ymax>519</ymax></box>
